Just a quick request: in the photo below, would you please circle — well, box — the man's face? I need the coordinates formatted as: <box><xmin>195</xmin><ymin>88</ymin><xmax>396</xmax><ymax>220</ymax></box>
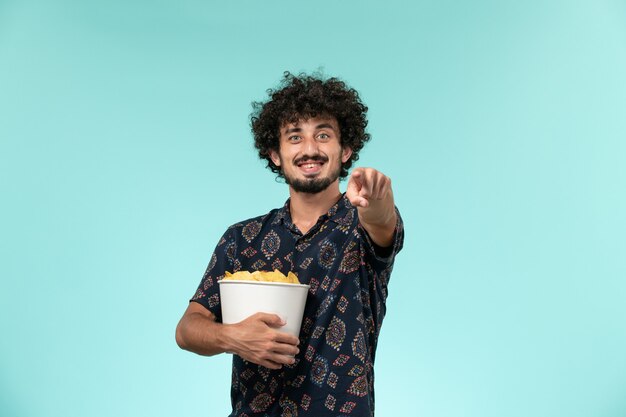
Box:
<box><xmin>270</xmin><ymin>116</ymin><xmax>352</xmax><ymax>194</ymax></box>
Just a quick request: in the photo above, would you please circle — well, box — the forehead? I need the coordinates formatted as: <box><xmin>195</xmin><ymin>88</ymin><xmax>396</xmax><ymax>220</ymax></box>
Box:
<box><xmin>279</xmin><ymin>116</ymin><xmax>339</xmax><ymax>132</ymax></box>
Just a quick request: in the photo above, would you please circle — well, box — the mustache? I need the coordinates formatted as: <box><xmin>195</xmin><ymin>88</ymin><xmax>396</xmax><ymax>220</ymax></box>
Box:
<box><xmin>294</xmin><ymin>154</ymin><xmax>328</xmax><ymax>165</ymax></box>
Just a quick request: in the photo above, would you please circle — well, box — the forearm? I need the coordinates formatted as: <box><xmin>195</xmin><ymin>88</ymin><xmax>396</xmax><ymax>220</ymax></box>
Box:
<box><xmin>358</xmin><ymin>192</ymin><xmax>397</xmax><ymax>247</ymax></box>
<box><xmin>175</xmin><ymin>311</ymin><xmax>228</xmax><ymax>356</ymax></box>
<box><xmin>176</xmin><ymin>307</ymin><xmax>300</xmax><ymax>369</ymax></box>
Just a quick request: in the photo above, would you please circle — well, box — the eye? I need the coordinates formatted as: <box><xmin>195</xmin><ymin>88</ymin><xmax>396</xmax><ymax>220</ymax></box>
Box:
<box><xmin>317</xmin><ymin>133</ymin><xmax>330</xmax><ymax>140</ymax></box>
<box><xmin>288</xmin><ymin>135</ymin><xmax>301</xmax><ymax>142</ymax></box>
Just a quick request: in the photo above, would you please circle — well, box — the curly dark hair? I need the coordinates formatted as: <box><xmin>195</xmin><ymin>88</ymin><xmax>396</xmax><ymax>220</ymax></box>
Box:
<box><xmin>251</xmin><ymin>72</ymin><xmax>371</xmax><ymax>179</ymax></box>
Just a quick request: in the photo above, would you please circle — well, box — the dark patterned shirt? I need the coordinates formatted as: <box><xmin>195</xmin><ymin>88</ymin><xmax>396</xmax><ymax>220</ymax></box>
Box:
<box><xmin>191</xmin><ymin>194</ymin><xmax>404</xmax><ymax>417</ymax></box>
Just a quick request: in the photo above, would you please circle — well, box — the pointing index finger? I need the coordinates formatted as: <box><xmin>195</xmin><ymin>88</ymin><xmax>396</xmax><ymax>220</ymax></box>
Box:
<box><xmin>350</xmin><ymin>169</ymin><xmax>363</xmax><ymax>186</ymax></box>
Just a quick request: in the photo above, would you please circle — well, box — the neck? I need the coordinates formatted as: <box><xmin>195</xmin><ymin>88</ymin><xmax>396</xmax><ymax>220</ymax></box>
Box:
<box><xmin>288</xmin><ymin>181</ymin><xmax>342</xmax><ymax>234</ymax></box>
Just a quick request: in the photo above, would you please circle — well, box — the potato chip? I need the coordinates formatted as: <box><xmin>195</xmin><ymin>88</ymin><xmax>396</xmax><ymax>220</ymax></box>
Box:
<box><xmin>223</xmin><ymin>269</ymin><xmax>300</xmax><ymax>284</ymax></box>
<box><xmin>286</xmin><ymin>272</ymin><xmax>299</xmax><ymax>284</ymax></box>
<box><xmin>225</xmin><ymin>271</ymin><xmax>253</xmax><ymax>280</ymax></box>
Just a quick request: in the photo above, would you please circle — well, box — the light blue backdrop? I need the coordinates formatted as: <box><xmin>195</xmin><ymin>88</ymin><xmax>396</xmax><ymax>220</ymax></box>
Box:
<box><xmin>1</xmin><ymin>1</ymin><xmax>625</xmax><ymax>416</ymax></box>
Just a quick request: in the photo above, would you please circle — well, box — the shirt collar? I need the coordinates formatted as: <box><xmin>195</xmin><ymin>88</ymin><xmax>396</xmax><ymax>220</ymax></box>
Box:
<box><xmin>272</xmin><ymin>193</ymin><xmax>354</xmax><ymax>229</ymax></box>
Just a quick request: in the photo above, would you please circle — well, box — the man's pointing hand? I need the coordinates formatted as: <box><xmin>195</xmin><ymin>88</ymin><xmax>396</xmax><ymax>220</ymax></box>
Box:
<box><xmin>346</xmin><ymin>167</ymin><xmax>392</xmax><ymax>208</ymax></box>
<box><xmin>345</xmin><ymin>167</ymin><xmax>397</xmax><ymax>247</ymax></box>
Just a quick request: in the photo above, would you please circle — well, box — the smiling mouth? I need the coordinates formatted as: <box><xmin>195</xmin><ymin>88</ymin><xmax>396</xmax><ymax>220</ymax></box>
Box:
<box><xmin>299</xmin><ymin>162</ymin><xmax>323</xmax><ymax>168</ymax></box>
<box><xmin>296</xmin><ymin>160</ymin><xmax>325</xmax><ymax>175</ymax></box>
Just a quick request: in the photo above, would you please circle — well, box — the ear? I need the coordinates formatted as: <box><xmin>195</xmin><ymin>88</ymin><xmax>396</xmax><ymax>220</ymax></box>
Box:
<box><xmin>341</xmin><ymin>147</ymin><xmax>352</xmax><ymax>163</ymax></box>
<box><xmin>270</xmin><ymin>149</ymin><xmax>281</xmax><ymax>167</ymax></box>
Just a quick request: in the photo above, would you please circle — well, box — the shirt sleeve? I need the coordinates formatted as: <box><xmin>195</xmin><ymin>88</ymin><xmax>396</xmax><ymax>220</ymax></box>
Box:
<box><xmin>189</xmin><ymin>227</ymin><xmax>237</xmax><ymax>322</ymax></box>
<box><xmin>358</xmin><ymin>207</ymin><xmax>404</xmax><ymax>333</ymax></box>
<box><xmin>360</xmin><ymin>207</ymin><xmax>404</xmax><ymax>270</ymax></box>
<box><xmin>359</xmin><ymin>207</ymin><xmax>404</xmax><ymax>304</ymax></box>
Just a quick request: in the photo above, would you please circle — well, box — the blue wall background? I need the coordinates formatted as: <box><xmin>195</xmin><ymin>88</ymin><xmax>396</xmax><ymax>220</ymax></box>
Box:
<box><xmin>1</xmin><ymin>1</ymin><xmax>625</xmax><ymax>416</ymax></box>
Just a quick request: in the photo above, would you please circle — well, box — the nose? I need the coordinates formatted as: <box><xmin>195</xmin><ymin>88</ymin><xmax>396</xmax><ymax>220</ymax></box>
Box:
<box><xmin>302</xmin><ymin>136</ymin><xmax>319</xmax><ymax>156</ymax></box>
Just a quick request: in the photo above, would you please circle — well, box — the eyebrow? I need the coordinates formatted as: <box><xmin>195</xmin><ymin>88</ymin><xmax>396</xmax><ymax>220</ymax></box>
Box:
<box><xmin>315</xmin><ymin>123</ymin><xmax>335</xmax><ymax>130</ymax></box>
<box><xmin>283</xmin><ymin>123</ymin><xmax>336</xmax><ymax>134</ymax></box>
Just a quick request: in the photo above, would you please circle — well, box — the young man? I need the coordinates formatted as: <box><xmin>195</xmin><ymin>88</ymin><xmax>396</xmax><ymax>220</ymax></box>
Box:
<box><xmin>176</xmin><ymin>73</ymin><xmax>404</xmax><ymax>417</ymax></box>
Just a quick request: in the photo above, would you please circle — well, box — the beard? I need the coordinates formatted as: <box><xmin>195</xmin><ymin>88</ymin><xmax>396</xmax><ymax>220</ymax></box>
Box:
<box><xmin>282</xmin><ymin>155</ymin><xmax>342</xmax><ymax>194</ymax></box>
